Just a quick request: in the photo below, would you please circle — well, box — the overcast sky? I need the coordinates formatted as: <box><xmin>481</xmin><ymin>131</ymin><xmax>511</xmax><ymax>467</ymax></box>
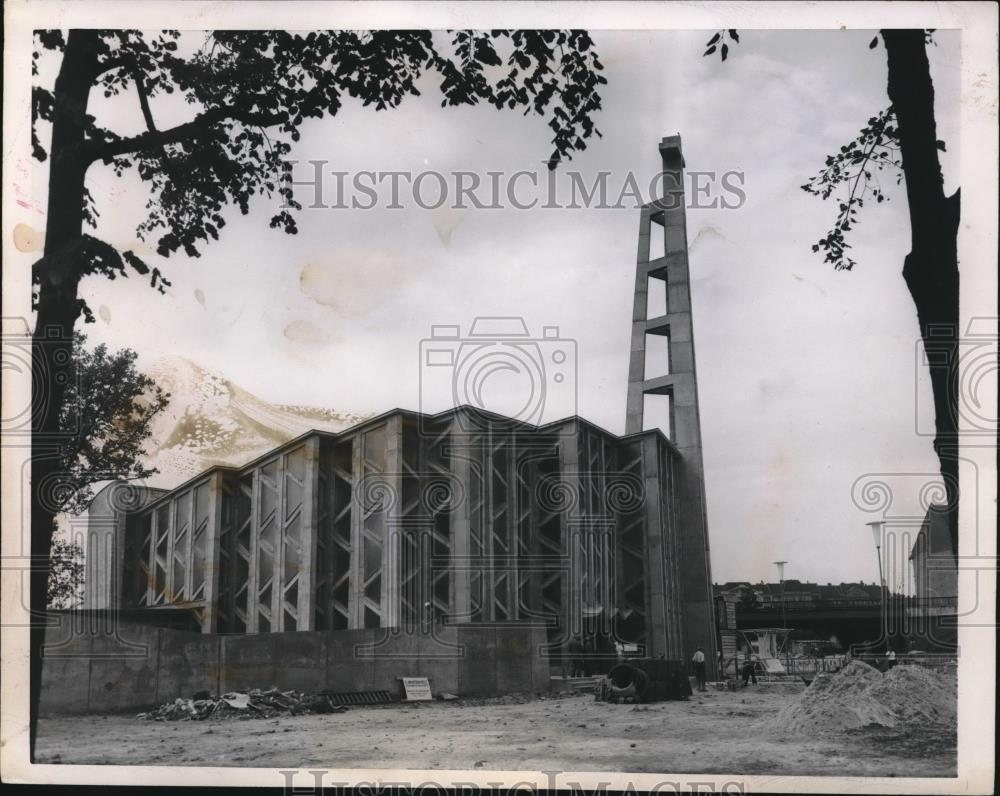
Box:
<box><xmin>29</xmin><ymin>28</ymin><xmax>963</xmax><ymax>587</ymax></box>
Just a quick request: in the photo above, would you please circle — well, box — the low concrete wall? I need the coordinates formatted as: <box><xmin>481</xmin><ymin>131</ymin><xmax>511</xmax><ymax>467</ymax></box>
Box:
<box><xmin>39</xmin><ymin>615</ymin><xmax>550</xmax><ymax>716</ymax></box>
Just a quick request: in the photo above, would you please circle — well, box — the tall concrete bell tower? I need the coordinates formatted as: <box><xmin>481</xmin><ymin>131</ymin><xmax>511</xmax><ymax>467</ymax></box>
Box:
<box><xmin>626</xmin><ymin>135</ymin><xmax>718</xmax><ymax>674</ymax></box>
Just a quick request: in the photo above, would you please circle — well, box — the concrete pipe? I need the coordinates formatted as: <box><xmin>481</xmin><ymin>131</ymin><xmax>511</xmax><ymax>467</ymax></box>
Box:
<box><xmin>608</xmin><ymin>663</ymin><xmax>649</xmax><ymax>700</ymax></box>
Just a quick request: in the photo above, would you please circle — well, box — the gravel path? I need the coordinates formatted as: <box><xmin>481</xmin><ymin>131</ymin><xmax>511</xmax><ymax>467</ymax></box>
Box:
<box><xmin>35</xmin><ymin>687</ymin><xmax>956</xmax><ymax>776</ymax></box>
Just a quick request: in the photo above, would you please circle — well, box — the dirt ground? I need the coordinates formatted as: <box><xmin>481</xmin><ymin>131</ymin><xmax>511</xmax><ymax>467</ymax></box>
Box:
<box><xmin>35</xmin><ymin>686</ymin><xmax>956</xmax><ymax>776</ymax></box>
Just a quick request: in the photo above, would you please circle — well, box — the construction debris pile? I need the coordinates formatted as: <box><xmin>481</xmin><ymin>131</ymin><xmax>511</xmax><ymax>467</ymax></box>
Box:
<box><xmin>772</xmin><ymin>661</ymin><xmax>956</xmax><ymax>734</ymax></box>
<box><xmin>136</xmin><ymin>688</ymin><xmax>349</xmax><ymax>721</ymax></box>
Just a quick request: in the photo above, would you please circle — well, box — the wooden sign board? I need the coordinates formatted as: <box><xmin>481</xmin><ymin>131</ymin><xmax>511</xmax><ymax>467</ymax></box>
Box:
<box><xmin>399</xmin><ymin>677</ymin><xmax>433</xmax><ymax>701</ymax></box>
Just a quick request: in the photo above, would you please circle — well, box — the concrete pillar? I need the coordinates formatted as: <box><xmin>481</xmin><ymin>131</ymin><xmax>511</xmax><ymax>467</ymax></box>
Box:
<box><xmin>201</xmin><ymin>471</ymin><xmax>225</xmax><ymax>634</ymax></box>
<box><xmin>558</xmin><ymin>428</ymin><xmax>581</xmax><ymax>636</ymax></box>
<box><xmin>519</xmin><ymin>444</ymin><xmax>545</xmax><ymax>621</ymax></box>
<box><xmin>165</xmin><ymin>493</ymin><xmax>178</xmax><ymax>605</ymax></box>
<box><xmin>640</xmin><ymin>435</ymin><xmax>669</xmax><ymax>659</ymax></box>
<box><xmin>270</xmin><ymin>457</ymin><xmax>285</xmax><ymax>630</ymax></box>
<box><xmin>183</xmin><ymin>484</ymin><xmax>197</xmax><ymax>602</ymax></box>
<box><xmin>626</xmin><ymin>207</ymin><xmax>653</xmax><ymax>435</ymax></box>
<box><xmin>246</xmin><ymin>466</ymin><xmax>260</xmax><ymax>634</ymax></box>
<box><xmin>450</xmin><ymin>419</ymin><xmax>472</xmax><ymax>623</ymax></box>
<box><xmin>348</xmin><ymin>432</ymin><xmax>364</xmax><ymax>629</ymax></box>
<box><xmin>81</xmin><ymin>484</ymin><xmax>120</xmax><ymax>610</ymax></box>
<box><xmin>382</xmin><ymin>414</ymin><xmax>404</xmax><ymax>628</ymax></box>
<box><xmin>297</xmin><ymin>435</ymin><xmax>321</xmax><ymax>631</ymax></box>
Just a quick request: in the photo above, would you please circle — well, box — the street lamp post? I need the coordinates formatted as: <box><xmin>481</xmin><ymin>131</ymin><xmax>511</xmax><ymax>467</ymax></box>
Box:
<box><xmin>773</xmin><ymin>560</ymin><xmax>788</xmax><ymax>672</ymax></box>
<box><xmin>866</xmin><ymin>521</ymin><xmax>888</xmax><ymax>651</ymax></box>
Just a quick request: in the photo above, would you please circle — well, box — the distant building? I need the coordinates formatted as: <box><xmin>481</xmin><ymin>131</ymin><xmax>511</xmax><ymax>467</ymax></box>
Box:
<box><xmin>714</xmin><ymin>579</ymin><xmax>897</xmax><ymax>652</ymax></box>
<box><xmin>908</xmin><ymin>503</ymin><xmax>957</xmax><ymax>602</ymax></box>
<box><xmin>714</xmin><ymin>580</ymin><xmax>884</xmax><ymax>608</ymax></box>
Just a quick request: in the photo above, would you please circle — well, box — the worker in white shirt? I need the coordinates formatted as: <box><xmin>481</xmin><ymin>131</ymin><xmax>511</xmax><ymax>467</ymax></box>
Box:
<box><xmin>691</xmin><ymin>647</ymin><xmax>707</xmax><ymax>692</ymax></box>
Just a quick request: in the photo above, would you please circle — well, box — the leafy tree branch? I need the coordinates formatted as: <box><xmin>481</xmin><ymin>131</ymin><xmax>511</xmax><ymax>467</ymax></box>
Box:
<box><xmin>801</xmin><ymin>107</ymin><xmax>903</xmax><ymax>271</ymax></box>
<box><xmin>57</xmin><ymin>334</ymin><xmax>170</xmax><ymax>516</ymax></box>
<box><xmin>47</xmin><ymin>538</ymin><xmax>85</xmax><ymax>609</ymax></box>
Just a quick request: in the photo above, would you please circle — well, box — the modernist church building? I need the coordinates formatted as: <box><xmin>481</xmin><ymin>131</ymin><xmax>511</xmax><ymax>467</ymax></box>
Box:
<box><xmin>80</xmin><ymin>136</ymin><xmax>719</xmax><ymax>675</ymax></box>
<box><xmin>85</xmin><ymin>405</ymin><xmax>715</xmax><ymax>667</ymax></box>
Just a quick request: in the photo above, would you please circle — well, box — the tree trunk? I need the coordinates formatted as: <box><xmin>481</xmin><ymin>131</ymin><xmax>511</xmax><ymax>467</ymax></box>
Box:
<box><xmin>30</xmin><ymin>29</ymin><xmax>99</xmax><ymax>759</ymax></box>
<box><xmin>882</xmin><ymin>30</ymin><xmax>960</xmax><ymax>560</ymax></box>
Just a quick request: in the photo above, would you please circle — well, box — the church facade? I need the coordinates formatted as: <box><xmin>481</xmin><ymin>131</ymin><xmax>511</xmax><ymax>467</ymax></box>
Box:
<box><xmin>84</xmin><ymin>406</ymin><xmax>714</xmax><ymax>665</ymax></box>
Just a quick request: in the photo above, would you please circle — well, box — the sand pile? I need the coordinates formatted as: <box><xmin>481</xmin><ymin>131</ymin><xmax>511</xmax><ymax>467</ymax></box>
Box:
<box><xmin>867</xmin><ymin>664</ymin><xmax>957</xmax><ymax>726</ymax></box>
<box><xmin>772</xmin><ymin>661</ymin><xmax>956</xmax><ymax>734</ymax></box>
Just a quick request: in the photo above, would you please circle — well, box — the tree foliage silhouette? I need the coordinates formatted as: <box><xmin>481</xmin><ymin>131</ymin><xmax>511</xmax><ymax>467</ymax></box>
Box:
<box><xmin>46</xmin><ymin>538</ymin><xmax>85</xmax><ymax>609</ymax></box>
<box><xmin>58</xmin><ymin>334</ymin><xmax>169</xmax><ymax>516</ymax></box>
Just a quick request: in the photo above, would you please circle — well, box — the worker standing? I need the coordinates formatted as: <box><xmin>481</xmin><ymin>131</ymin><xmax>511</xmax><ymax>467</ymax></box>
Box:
<box><xmin>568</xmin><ymin>634</ymin><xmax>585</xmax><ymax>678</ymax></box>
<box><xmin>582</xmin><ymin>634</ymin><xmax>594</xmax><ymax>677</ymax></box>
<box><xmin>692</xmin><ymin>647</ymin><xmax>707</xmax><ymax>692</ymax></box>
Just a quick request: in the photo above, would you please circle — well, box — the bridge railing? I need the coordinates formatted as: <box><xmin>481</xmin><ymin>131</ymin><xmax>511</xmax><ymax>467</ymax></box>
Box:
<box><xmin>733</xmin><ymin>596</ymin><xmax>958</xmax><ymax>613</ymax></box>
